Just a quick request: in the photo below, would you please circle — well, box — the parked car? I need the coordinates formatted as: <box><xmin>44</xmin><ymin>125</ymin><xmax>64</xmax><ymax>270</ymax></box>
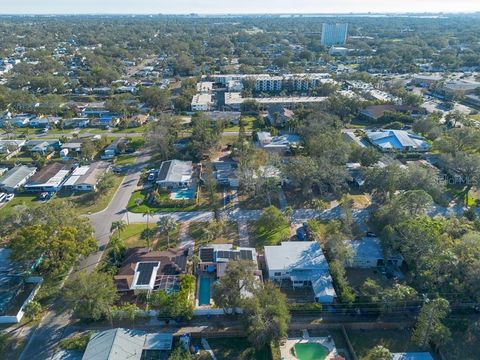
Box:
<box><xmin>0</xmin><ymin>193</ymin><xmax>6</xmax><ymax>202</ymax></box>
<box><xmin>5</xmin><ymin>194</ymin><xmax>14</xmax><ymax>202</ymax></box>
<box><xmin>39</xmin><ymin>192</ymin><xmax>51</xmax><ymax>201</ymax></box>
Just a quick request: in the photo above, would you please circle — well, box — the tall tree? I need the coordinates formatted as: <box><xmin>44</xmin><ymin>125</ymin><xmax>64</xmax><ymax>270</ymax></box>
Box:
<box><xmin>64</xmin><ymin>271</ymin><xmax>118</xmax><ymax>322</ymax></box>
<box><xmin>157</xmin><ymin>216</ymin><xmax>178</xmax><ymax>248</ymax></box>
<box><xmin>212</xmin><ymin>260</ymin><xmax>257</xmax><ymax>314</ymax></box>
<box><xmin>412</xmin><ymin>298</ymin><xmax>451</xmax><ymax>348</ymax></box>
<box><xmin>361</xmin><ymin>345</ymin><xmax>392</xmax><ymax>360</ymax></box>
<box><xmin>243</xmin><ymin>282</ymin><xmax>291</xmax><ymax>350</ymax></box>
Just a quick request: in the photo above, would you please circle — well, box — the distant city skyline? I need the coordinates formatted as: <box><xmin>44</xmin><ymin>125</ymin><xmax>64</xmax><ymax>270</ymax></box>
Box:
<box><xmin>1</xmin><ymin>0</ymin><xmax>479</xmax><ymax>15</ymax></box>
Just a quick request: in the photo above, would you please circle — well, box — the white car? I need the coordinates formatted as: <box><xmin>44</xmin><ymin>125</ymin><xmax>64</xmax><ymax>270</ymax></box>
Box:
<box><xmin>5</xmin><ymin>194</ymin><xmax>14</xmax><ymax>202</ymax></box>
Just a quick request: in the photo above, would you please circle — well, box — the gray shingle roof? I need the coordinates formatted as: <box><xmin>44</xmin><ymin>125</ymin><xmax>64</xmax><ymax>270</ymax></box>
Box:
<box><xmin>0</xmin><ymin>165</ymin><xmax>36</xmax><ymax>189</ymax></box>
<box><xmin>82</xmin><ymin>328</ymin><xmax>145</xmax><ymax>360</ymax></box>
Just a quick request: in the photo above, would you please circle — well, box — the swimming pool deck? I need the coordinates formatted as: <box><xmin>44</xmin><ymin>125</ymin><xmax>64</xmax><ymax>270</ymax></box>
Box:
<box><xmin>280</xmin><ymin>334</ymin><xmax>338</xmax><ymax>360</ymax></box>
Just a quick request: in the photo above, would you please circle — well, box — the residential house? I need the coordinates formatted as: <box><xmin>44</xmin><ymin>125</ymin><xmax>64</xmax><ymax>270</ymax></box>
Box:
<box><xmin>342</xmin><ymin>131</ymin><xmax>367</xmax><ymax>148</ymax></box>
<box><xmin>359</xmin><ymin>105</ymin><xmax>426</xmax><ymax>122</ymax></box>
<box><xmin>0</xmin><ymin>165</ymin><xmax>37</xmax><ymax>193</ymax></box>
<box><xmin>61</xmin><ymin>138</ymin><xmax>89</xmax><ymax>153</ymax></box>
<box><xmin>198</xmin><ymin>244</ymin><xmax>260</xmax><ymax>279</ymax></box>
<box><xmin>346</xmin><ymin>162</ymin><xmax>365</xmax><ymax>188</ymax></box>
<box><xmin>0</xmin><ymin>248</ymin><xmax>43</xmax><ymax>324</ymax></box>
<box><xmin>24</xmin><ymin>162</ymin><xmax>71</xmax><ymax>192</ymax></box>
<box><xmin>129</xmin><ymin>114</ymin><xmax>150</xmax><ymax>127</ymax></box>
<box><xmin>12</xmin><ymin>114</ymin><xmax>35</xmax><ymax>127</ymax></box>
<box><xmin>29</xmin><ymin>116</ymin><xmax>60</xmax><ymax>128</ymax></box>
<box><xmin>365</xmin><ymin>129</ymin><xmax>430</xmax><ymax>152</ymax></box>
<box><xmin>257</xmin><ymin>132</ymin><xmax>302</xmax><ymax>155</ymax></box>
<box><xmin>62</xmin><ymin>162</ymin><xmax>109</xmax><ymax>192</ymax></box>
<box><xmin>157</xmin><ymin>160</ymin><xmax>193</xmax><ymax>190</ymax></box>
<box><xmin>102</xmin><ymin>138</ymin><xmax>127</xmax><ymax>159</ymax></box>
<box><xmin>0</xmin><ymin>140</ymin><xmax>26</xmax><ymax>154</ymax></box>
<box><xmin>267</xmin><ymin>105</ymin><xmax>295</xmax><ymax>127</ymax></box>
<box><xmin>24</xmin><ymin>139</ymin><xmax>61</xmax><ymax>155</ymax></box>
<box><xmin>212</xmin><ymin>162</ymin><xmax>239</xmax><ymax>188</ymax></box>
<box><xmin>264</xmin><ymin>241</ymin><xmax>336</xmax><ymax>303</ymax></box>
<box><xmin>63</xmin><ymin>118</ymin><xmax>90</xmax><ymax>128</ymax></box>
<box><xmin>113</xmin><ymin>248</ymin><xmax>187</xmax><ymax>296</ymax></box>
<box><xmin>90</xmin><ymin>115</ymin><xmax>119</xmax><ymax>128</ymax></box>
<box><xmin>82</xmin><ymin>328</ymin><xmax>173</xmax><ymax>360</ymax></box>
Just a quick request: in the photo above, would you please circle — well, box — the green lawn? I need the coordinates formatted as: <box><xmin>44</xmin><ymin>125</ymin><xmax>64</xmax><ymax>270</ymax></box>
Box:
<box><xmin>127</xmin><ymin>189</ymin><xmax>207</xmax><ymax>213</ymax></box>
<box><xmin>114</xmin><ymin>223</ymin><xmax>180</xmax><ymax>250</ymax></box>
<box><xmin>54</xmin><ymin>175</ymin><xmax>124</xmax><ymax>214</ymax></box>
<box><xmin>248</xmin><ymin>221</ymin><xmax>290</xmax><ymax>249</ymax></box>
<box><xmin>113</xmin><ymin>125</ymin><xmax>148</xmax><ymax>134</ymax></box>
<box><xmin>114</xmin><ymin>154</ymin><xmax>137</xmax><ymax>166</ymax></box>
<box><xmin>0</xmin><ymin>193</ymin><xmax>39</xmax><ymax>217</ymax></box>
<box><xmin>224</xmin><ymin>116</ymin><xmax>256</xmax><ymax>132</ymax></box>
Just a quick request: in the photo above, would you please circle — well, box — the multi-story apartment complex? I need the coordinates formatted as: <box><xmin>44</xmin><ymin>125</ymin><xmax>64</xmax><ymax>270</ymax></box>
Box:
<box><xmin>321</xmin><ymin>23</ymin><xmax>348</xmax><ymax>46</ymax></box>
<box><xmin>209</xmin><ymin>73</ymin><xmax>331</xmax><ymax>93</ymax></box>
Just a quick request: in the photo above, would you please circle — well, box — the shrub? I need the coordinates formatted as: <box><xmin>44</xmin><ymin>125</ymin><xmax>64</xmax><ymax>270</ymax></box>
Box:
<box><xmin>59</xmin><ymin>332</ymin><xmax>92</xmax><ymax>351</ymax></box>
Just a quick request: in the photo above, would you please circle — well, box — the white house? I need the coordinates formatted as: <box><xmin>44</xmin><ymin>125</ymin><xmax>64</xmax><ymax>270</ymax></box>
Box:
<box><xmin>0</xmin><ymin>165</ymin><xmax>37</xmax><ymax>193</ymax></box>
<box><xmin>264</xmin><ymin>241</ymin><xmax>336</xmax><ymax>303</ymax></box>
<box><xmin>346</xmin><ymin>237</ymin><xmax>405</xmax><ymax>269</ymax></box>
<box><xmin>157</xmin><ymin>160</ymin><xmax>193</xmax><ymax>190</ymax></box>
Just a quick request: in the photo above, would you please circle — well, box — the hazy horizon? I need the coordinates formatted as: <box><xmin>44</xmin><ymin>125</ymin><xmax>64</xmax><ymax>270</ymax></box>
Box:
<box><xmin>1</xmin><ymin>0</ymin><xmax>479</xmax><ymax>15</ymax></box>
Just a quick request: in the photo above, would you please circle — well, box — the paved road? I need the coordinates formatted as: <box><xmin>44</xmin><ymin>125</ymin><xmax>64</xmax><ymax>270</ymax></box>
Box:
<box><xmin>19</xmin><ymin>150</ymin><xmax>152</xmax><ymax>360</ymax></box>
<box><xmin>77</xmin><ymin>150</ymin><xmax>153</xmax><ymax>274</ymax></box>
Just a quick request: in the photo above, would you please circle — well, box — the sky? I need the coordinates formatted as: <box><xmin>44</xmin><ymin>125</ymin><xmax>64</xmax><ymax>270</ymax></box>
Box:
<box><xmin>0</xmin><ymin>0</ymin><xmax>479</xmax><ymax>14</ymax></box>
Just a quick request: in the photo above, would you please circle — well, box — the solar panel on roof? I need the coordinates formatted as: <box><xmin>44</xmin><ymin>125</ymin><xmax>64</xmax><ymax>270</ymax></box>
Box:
<box><xmin>200</xmin><ymin>248</ymin><xmax>214</xmax><ymax>262</ymax></box>
<box><xmin>136</xmin><ymin>262</ymin><xmax>158</xmax><ymax>285</ymax></box>
<box><xmin>240</xmin><ymin>249</ymin><xmax>253</xmax><ymax>261</ymax></box>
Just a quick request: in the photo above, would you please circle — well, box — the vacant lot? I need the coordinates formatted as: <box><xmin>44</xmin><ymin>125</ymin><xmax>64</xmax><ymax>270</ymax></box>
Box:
<box><xmin>189</xmin><ymin>221</ymin><xmax>239</xmax><ymax>250</ymax></box>
<box><xmin>114</xmin><ymin>223</ymin><xmax>180</xmax><ymax>250</ymax></box>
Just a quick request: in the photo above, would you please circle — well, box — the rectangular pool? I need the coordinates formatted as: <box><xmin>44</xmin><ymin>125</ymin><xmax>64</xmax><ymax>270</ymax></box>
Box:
<box><xmin>198</xmin><ymin>277</ymin><xmax>211</xmax><ymax>306</ymax></box>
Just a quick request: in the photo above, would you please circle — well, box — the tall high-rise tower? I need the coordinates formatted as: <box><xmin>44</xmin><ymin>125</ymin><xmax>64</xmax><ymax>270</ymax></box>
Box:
<box><xmin>321</xmin><ymin>23</ymin><xmax>348</xmax><ymax>46</ymax></box>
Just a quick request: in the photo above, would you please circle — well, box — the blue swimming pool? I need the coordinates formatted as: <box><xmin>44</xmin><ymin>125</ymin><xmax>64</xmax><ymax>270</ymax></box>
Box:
<box><xmin>172</xmin><ymin>187</ymin><xmax>196</xmax><ymax>200</ymax></box>
<box><xmin>198</xmin><ymin>277</ymin><xmax>211</xmax><ymax>306</ymax></box>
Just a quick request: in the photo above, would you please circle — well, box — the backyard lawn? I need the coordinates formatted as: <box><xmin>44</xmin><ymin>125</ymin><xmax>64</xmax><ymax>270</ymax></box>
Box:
<box><xmin>114</xmin><ymin>223</ymin><xmax>180</xmax><ymax>250</ymax></box>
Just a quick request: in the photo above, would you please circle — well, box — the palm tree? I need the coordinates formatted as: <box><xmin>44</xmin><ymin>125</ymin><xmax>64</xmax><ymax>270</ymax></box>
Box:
<box><xmin>111</xmin><ymin>220</ymin><xmax>127</xmax><ymax>239</ymax></box>
<box><xmin>157</xmin><ymin>216</ymin><xmax>178</xmax><ymax>249</ymax></box>
<box><xmin>143</xmin><ymin>209</ymin><xmax>156</xmax><ymax>250</ymax></box>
